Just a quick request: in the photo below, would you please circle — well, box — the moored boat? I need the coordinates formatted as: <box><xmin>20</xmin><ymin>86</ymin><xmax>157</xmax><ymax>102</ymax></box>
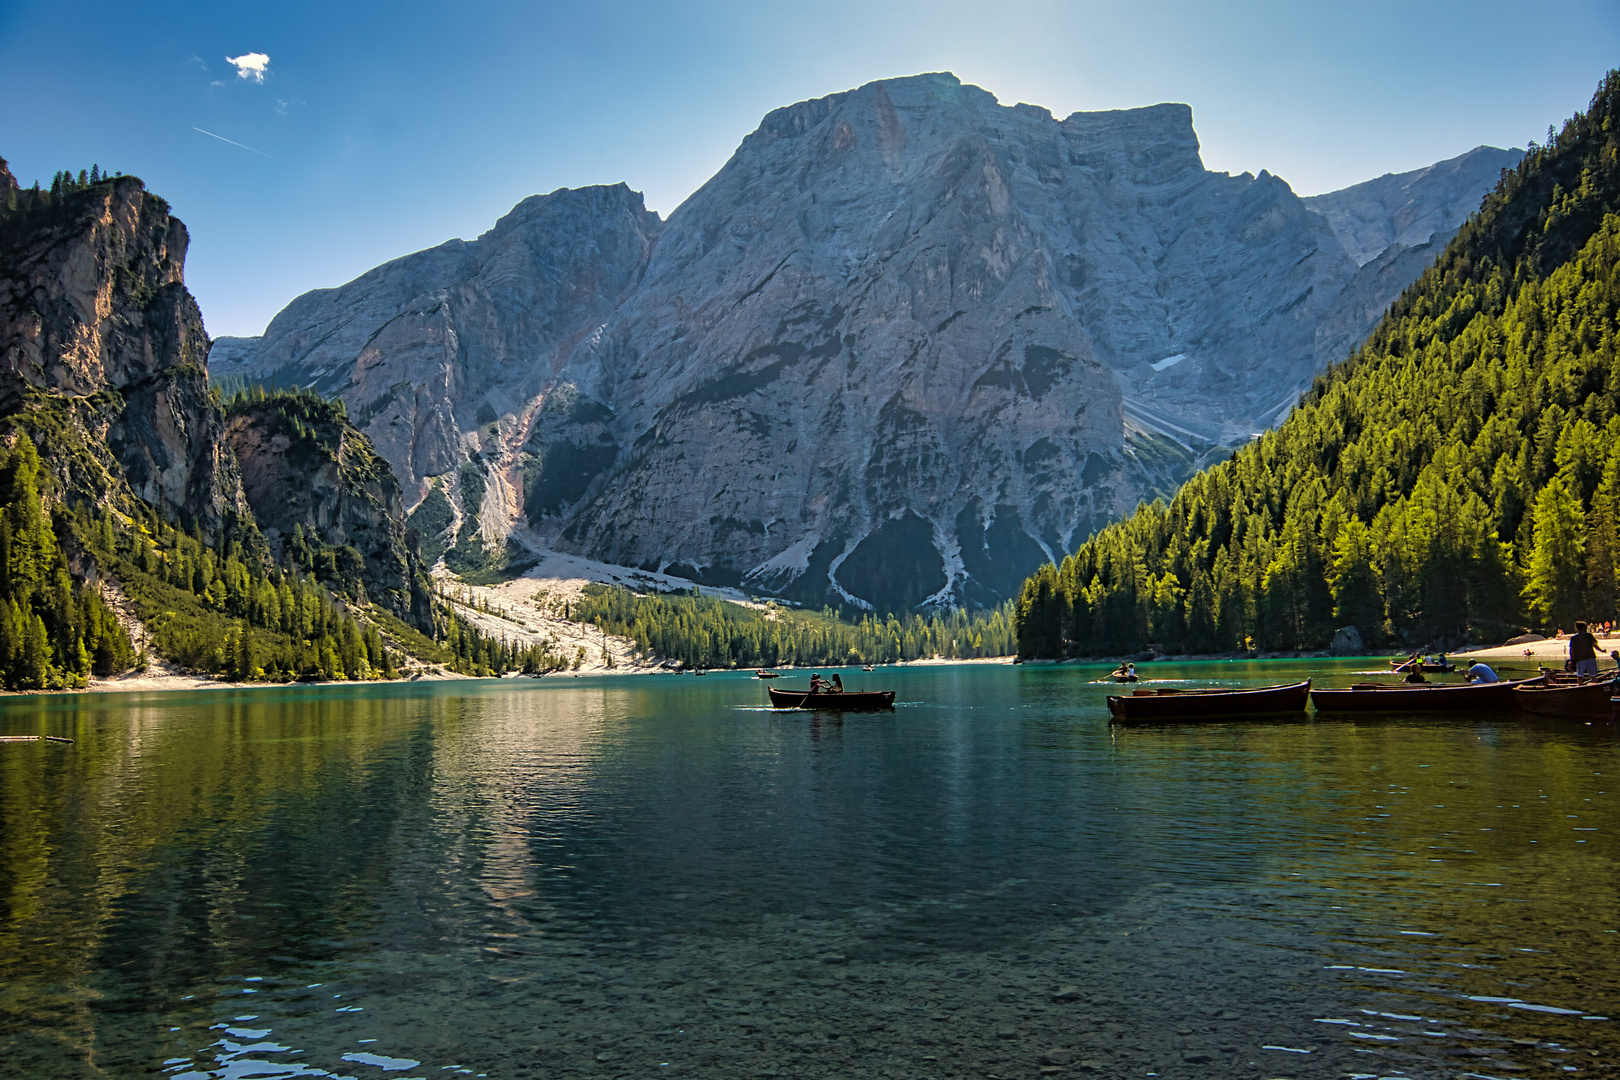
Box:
<box><xmin>1107</xmin><ymin>680</ymin><xmax>1310</xmax><ymax>722</ymax></box>
<box><xmin>768</xmin><ymin>686</ymin><xmax>896</xmax><ymax>710</ymax></box>
<box><xmin>1515</xmin><ymin>677</ymin><xmax>1617</xmax><ymax>718</ymax></box>
<box><xmin>1310</xmin><ymin>676</ymin><xmax>1543</xmax><ymax>712</ymax></box>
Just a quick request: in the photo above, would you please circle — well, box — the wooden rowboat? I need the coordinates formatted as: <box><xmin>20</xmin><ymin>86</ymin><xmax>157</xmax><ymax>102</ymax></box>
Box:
<box><xmin>1107</xmin><ymin>680</ymin><xmax>1311</xmax><ymax>722</ymax></box>
<box><xmin>1310</xmin><ymin>676</ymin><xmax>1543</xmax><ymax>712</ymax></box>
<box><xmin>754</xmin><ymin>669</ymin><xmax>780</xmax><ymax>679</ymax></box>
<box><xmin>768</xmin><ymin>686</ymin><xmax>896</xmax><ymax>710</ymax></box>
<box><xmin>1515</xmin><ymin>677</ymin><xmax>1617</xmax><ymax>718</ymax></box>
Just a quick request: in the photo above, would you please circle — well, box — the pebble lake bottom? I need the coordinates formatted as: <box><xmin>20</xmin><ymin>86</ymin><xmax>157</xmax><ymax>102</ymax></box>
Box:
<box><xmin>0</xmin><ymin>660</ymin><xmax>1615</xmax><ymax>1080</ymax></box>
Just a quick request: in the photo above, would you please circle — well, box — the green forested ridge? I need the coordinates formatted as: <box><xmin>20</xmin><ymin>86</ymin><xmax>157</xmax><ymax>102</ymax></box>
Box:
<box><xmin>0</xmin><ymin>161</ymin><xmax>133</xmax><ymax>235</ymax></box>
<box><xmin>566</xmin><ymin>585</ymin><xmax>1015</xmax><ymax>668</ymax></box>
<box><xmin>1015</xmin><ymin>70</ymin><xmax>1620</xmax><ymax>658</ymax></box>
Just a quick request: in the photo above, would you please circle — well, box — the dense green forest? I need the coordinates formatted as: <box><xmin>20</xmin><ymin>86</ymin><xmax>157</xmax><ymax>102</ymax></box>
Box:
<box><xmin>0</xmin><ymin>440</ymin><xmax>135</xmax><ymax>689</ymax></box>
<box><xmin>1015</xmin><ymin>70</ymin><xmax>1620</xmax><ymax>658</ymax></box>
<box><xmin>566</xmin><ymin>585</ymin><xmax>1015</xmax><ymax>668</ymax></box>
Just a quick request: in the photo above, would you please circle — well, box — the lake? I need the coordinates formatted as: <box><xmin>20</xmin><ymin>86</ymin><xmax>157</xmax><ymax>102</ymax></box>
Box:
<box><xmin>0</xmin><ymin>659</ymin><xmax>1615</xmax><ymax>1079</ymax></box>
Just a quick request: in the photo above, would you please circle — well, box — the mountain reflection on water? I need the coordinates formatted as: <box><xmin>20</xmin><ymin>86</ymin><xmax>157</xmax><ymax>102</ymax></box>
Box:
<box><xmin>0</xmin><ymin>660</ymin><xmax>1615</xmax><ymax>1079</ymax></box>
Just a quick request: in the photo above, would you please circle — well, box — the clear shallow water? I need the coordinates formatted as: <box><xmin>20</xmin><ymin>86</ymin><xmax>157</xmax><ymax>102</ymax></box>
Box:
<box><xmin>0</xmin><ymin>659</ymin><xmax>1615</xmax><ymax>1079</ymax></box>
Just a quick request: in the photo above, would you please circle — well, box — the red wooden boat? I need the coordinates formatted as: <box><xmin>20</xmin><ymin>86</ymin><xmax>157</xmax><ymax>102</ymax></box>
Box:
<box><xmin>1107</xmin><ymin>680</ymin><xmax>1311</xmax><ymax>723</ymax></box>
<box><xmin>1310</xmin><ymin>676</ymin><xmax>1544</xmax><ymax>712</ymax></box>
<box><xmin>768</xmin><ymin>686</ymin><xmax>896</xmax><ymax>710</ymax></box>
<box><xmin>1514</xmin><ymin>677</ymin><xmax>1616</xmax><ymax>718</ymax></box>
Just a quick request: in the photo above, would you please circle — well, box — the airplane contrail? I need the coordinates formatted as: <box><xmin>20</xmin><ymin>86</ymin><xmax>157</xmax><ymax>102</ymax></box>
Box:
<box><xmin>192</xmin><ymin>126</ymin><xmax>275</xmax><ymax>159</ymax></box>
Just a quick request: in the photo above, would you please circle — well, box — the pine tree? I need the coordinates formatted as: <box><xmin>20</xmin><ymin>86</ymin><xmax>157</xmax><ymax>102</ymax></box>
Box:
<box><xmin>1522</xmin><ymin>478</ymin><xmax>1586</xmax><ymax>630</ymax></box>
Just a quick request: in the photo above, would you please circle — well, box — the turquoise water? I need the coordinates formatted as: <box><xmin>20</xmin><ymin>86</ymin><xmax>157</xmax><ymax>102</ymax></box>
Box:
<box><xmin>0</xmin><ymin>659</ymin><xmax>1615</xmax><ymax>1078</ymax></box>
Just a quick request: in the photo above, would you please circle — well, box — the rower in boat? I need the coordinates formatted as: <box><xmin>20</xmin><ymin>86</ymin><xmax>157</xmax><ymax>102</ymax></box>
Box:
<box><xmin>1110</xmin><ymin>663</ymin><xmax>1138</xmax><ymax>683</ymax></box>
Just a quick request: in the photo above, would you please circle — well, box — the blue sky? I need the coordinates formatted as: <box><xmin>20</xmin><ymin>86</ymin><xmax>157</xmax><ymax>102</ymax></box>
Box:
<box><xmin>3</xmin><ymin>0</ymin><xmax>1616</xmax><ymax>338</ymax></box>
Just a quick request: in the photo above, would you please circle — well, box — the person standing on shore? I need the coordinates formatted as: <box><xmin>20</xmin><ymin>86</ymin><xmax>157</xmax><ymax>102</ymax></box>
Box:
<box><xmin>1569</xmin><ymin>621</ymin><xmax>1600</xmax><ymax>677</ymax></box>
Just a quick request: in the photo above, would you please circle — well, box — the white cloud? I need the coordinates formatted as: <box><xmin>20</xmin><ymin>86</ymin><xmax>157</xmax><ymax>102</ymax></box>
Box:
<box><xmin>226</xmin><ymin>52</ymin><xmax>271</xmax><ymax>83</ymax></box>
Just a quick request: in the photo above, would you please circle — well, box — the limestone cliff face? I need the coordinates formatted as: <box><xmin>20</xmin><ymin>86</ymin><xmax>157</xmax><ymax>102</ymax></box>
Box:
<box><xmin>212</xmin><ymin>184</ymin><xmax>663</xmax><ymax>498</ymax></box>
<box><xmin>0</xmin><ymin>170</ymin><xmax>247</xmax><ymax>533</ymax></box>
<box><xmin>1303</xmin><ymin>145</ymin><xmax>1524</xmax><ymax>266</ymax></box>
<box><xmin>209</xmin><ymin>74</ymin><xmax>1519</xmax><ymax>613</ymax></box>
<box><xmin>224</xmin><ymin>395</ymin><xmax>432</xmax><ymax>625</ymax></box>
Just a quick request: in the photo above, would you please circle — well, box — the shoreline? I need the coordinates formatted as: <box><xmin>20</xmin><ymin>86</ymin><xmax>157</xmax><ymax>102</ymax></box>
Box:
<box><xmin>0</xmin><ymin>655</ymin><xmax>1019</xmax><ymax>699</ymax></box>
<box><xmin>10</xmin><ymin>637</ymin><xmax>1604</xmax><ymax>699</ymax></box>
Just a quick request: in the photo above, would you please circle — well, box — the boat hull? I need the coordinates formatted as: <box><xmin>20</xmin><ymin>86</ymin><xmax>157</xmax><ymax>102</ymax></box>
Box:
<box><xmin>1515</xmin><ymin>679</ymin><xmax>1616</xmax><ymax>717</ymax></box>
<box><xmin>768</xmin><ymin>687</ymin><xmax>896</xmax><ymax>710</ymax></box>
<box><xmin>1107</xmin><ymin>680</ymin><xmax>1310</xmax><ymax>722</ymax></box>
<box><xmin>1310</xmin><ymin>677</ymin><xmax>1540</xmax><ymax>712</ymax></box>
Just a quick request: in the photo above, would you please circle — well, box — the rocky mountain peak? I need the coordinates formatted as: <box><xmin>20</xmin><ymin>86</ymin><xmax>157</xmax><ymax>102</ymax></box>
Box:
<box><xmin>211</xmin><ymin>75</ymin><xmax>1522</xmax><ymax>615</ymax></box>
<box><xmin>1303</xmin><ymin>144</ymin><xmax>1525</xmax><ymax>265</ymax></box>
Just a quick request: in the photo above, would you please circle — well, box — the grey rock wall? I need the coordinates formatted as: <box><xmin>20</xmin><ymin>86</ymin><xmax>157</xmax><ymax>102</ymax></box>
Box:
<box><xmin>0</xmin><ymin>174</ymin><xmax>250</xmax><ymax>536</ymax></box>
<box><xmin>1302</xmin><ymin>145</ymin><xmax>1524</xmax><ymax>266</ymax></box>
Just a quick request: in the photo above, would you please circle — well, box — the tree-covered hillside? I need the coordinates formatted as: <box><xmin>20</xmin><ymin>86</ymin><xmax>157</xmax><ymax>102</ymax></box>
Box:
<box><xmin>568</xmin><ymin>586</ymin><xmax>1014</xmax><ymax>669</ymax></box>
<box><xmin>1015</xmin><ymin>71</ymin><xmax>1620</xmax><ymax>657</ymax></box>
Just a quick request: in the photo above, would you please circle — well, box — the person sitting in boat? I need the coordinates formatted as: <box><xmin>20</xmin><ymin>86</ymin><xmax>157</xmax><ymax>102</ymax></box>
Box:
<box><xmin>1467</xmin><ymin>662</ymin><xmax>1499</xmax><ymax>684</ymax></box>
<box><xmin>1110</xmin><ymin>663</ymin><xmax>1132</xmax><ymax>679</ymax></box>
<box><xmin>1569</xmin><ymin>621</ymin><xmax>1600</xmax><ymax>678</ymax></box>
<box><xmin>828</xmin><ymin>673</ymin><xmax>844</xmax><ymax>694</ymax></box>
<box><xmin>809</xmin><ymin>673</ymin><xmax>823</xmax><ymax>694</ymax></box>
<box><xmin>1403</xmin><ymin>667</ymin><xmax>1428</xmax><ymax>683</ymax></box>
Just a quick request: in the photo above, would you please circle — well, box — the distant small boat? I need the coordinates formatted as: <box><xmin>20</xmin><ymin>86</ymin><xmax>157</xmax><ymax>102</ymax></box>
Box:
<box><xmin>862</xmin><ymin>665</ymin><xmax>874</xmax><ymax>672</ymax></box>
<box><xmin>768</xmin><ymin>686</ymin><xmax>896</xmax><ymax>710</ymax></box>
<box><xmin>1108</xmin><ymin>680</ymin><xmax>1309</xmax><ymax>722</ymax></box>
<box><xmin>1111</xmin><ymin>673</ymin><xmax>1139</xmax><ymax>683</ymax></box>
<box><xmin>1311</xmin><ymin>676</ymin><xmax>1543</xmax><ymax>712</ymax></box>
<box><xmin>1516</xmin><ymin>677</ymin><xmax>1616</xmax><ymax>718</ymax></box>
<box><xmin>755</xmin><ymin>669</ymin><xmax>779</xmax><ymax>679</ymax></box>
<box><xmin>694</xmin><ymin>669</ymin><xmax>707</xmax><ymax>676</ymax></box>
